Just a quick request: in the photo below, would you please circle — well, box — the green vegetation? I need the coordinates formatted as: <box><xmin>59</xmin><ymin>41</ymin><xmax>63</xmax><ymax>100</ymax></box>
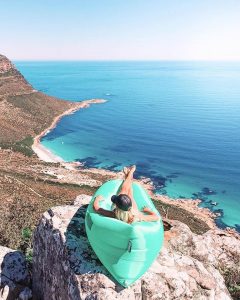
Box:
<box><xmin>14</xmin><ymin>136</ymin><xmax>34</xmax><ymax>156</ymax></box>
<box><xmin>219</xmin><ymin>263</ymin><xmax>240</xmax><ymax>300</ymax></box>
<box><xmin>21</xmin><ymin>227</ymin><xmax>33</xmax><ymax>264</ymax></box>
<box><xmin>0</xmin><ymin>136</ymin><xmax>34</xmax><ymax>156</ymax></box>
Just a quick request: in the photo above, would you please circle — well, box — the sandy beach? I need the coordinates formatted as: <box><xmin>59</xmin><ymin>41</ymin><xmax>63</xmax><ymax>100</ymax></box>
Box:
<box><xmin>32</xmin><ymin>98</ymin><xmax>107</xmax><ymax>162</ymax></box>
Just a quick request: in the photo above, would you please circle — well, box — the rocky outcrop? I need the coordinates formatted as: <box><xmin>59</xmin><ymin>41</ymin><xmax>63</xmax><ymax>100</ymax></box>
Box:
<box><xmin>32</xmin><ymin>195</ymin><xmax>236</xmax><ymax>300</ymax></box>
<box><xmin>0</xmin><ymin>54</ymin><xmax>33</xmax><ymax>95</ymax></box>
<box><xmin>0</xmin><ymin>245</ymin><xmax>31</xmax><ymax>299</ymax></box>
<box><xmin>0</xmin><ymin>55</ymin><xmax>15</xmax><ymax>74</ymax></box>
<box><xmin>167</xmin><ymin>219</ymin><xmax>240</xmax><ymax>270</ymax></box>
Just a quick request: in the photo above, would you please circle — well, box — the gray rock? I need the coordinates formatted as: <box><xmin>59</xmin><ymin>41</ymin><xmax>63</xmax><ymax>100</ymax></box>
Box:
<box><xmin>0</xmin><ymin>54</ymin><xmax>14</xmax><ymax>73</ymax></box>
<box><xmin>167</xmin><ymin>219</ymin><xmax>240</xmax><ymax>275</ymax></box>
<box><xmin>19</xmin><ymin>287</ymin><xmax>32</xmax><ymax>300</ymax></box>
<box><xmin>32</xmin><ymin>195</ymin><xmax>233</xmax><ymax>300</ymax></box>
<box><xmin>0</xmin><ymin>245</ymin><xmax>30</xmax><ymax>300</ymax></box>
<box><xmin>74</xmin><ymin>194</ymin><xmax>92</xmax><ymax>206</ymax></box>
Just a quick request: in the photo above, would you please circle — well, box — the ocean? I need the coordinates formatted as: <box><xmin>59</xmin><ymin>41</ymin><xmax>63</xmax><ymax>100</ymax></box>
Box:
<box><xmin>15</xmin><ymin>61</ymin><xmax>240</xmax><ymax>231</ymax></box>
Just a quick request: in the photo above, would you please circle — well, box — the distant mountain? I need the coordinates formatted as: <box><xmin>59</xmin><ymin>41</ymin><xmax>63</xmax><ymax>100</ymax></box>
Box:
<box><xmin>0</xmin><ymin>54</ymin><xmax>74</xmax><ymax>144</ymax></box>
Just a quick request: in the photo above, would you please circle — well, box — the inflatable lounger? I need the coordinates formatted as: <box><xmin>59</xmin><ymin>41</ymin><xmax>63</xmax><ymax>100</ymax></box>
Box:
<box><xmin>85</xmin><ymin>179</ymin><xmax>164</xmax><ymax>287</ymax></box>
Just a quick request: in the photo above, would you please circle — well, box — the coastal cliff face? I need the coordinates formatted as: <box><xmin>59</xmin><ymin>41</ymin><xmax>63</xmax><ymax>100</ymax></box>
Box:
<box><xmin>32</xmin><ymin>195</ymin><xmax>238</xmax><ymax>300</ymax></box>
<box><xmin>0</xmin><ymin>54</ymin><xmax>74</xmax><ymax>144</ymax></box>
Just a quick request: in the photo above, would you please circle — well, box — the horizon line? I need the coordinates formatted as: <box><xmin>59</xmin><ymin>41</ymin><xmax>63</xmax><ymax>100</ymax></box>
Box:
<box><xmin>12</xmin><ymin>58</ymin><xmax>240</xmax><ymax>63</ymax></box>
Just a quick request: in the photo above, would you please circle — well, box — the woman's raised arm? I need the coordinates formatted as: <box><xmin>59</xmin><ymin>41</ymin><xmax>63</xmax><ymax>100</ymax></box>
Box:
<box><xmin>93</xmin><ymin>195</ymin><xmax>115</xmax><ymax>218</ymax></box>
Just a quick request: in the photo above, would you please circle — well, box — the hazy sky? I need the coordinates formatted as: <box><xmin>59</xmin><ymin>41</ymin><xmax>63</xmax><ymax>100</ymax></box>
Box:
<box><xmin>1</xmin><ymin>0</ymin><xmax>240</xmax><ymax>60</ymax></box>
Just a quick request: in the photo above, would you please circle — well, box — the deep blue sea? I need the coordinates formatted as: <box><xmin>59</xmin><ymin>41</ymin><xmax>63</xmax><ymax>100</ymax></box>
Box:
<box><xmin>15</xmin><ymin>61</ymin><xmax>240</xmax><ymax>230</ymax></box>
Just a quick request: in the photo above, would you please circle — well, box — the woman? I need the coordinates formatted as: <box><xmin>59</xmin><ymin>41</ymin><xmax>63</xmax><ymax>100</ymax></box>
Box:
<box><xmin>93</xmin><ymin>165</ymin><xmax>159</xmax><ymax>223</ymax></box>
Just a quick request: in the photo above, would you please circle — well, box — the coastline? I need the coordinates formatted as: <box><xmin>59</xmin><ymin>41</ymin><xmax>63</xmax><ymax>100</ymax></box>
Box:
<box><xmin>31</xmin><ymin>101</ymin><xmax>238</xmax><ymax>234</ymax></box>
<box><xmin>32</xmin><ymin>98</ymin><xmax>107</xmax><ymax>163</ymax></box>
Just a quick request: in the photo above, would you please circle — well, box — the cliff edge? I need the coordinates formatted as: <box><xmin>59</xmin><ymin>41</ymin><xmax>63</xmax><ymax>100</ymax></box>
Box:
<box><xmin>32</xmin><ymin>195</ymin><xmax>239</xmax><ymax>299</ymax></box>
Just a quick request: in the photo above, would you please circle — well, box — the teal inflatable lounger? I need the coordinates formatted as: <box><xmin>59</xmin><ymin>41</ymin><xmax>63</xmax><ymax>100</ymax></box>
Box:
<box><xmin>85</xmin><ymin>179</ymin><xmax>164</xmax><ymax>287</ymax></box>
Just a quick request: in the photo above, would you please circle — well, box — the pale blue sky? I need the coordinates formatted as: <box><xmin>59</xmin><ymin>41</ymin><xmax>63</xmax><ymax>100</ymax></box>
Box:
<box><xmin>1</xmin><ymin>0</ymin><xmax>240</xmax><ymax>60</ymax></box>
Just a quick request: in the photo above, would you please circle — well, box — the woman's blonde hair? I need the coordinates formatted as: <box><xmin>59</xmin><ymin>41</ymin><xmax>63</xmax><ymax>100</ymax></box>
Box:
<box><xmin>115</xmin><ymin>206</ymin><xmax>133</xmax><ymax>223</ymax></box>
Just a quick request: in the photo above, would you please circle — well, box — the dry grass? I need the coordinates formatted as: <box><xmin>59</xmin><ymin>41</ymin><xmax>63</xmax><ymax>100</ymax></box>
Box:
<box><xmin>0</xmin><ymin>169</ymin><xmax>97</xmax><ymax>250</ymax></box>
<box><xmin>153</xmin><ymin>199</ymin><xmax>210</xmax><ymax>234</ymax></box>
<box><xmin>0</xmin><ymin>149</ymin><xmax>100</xmax><ymax>250</ymax></box>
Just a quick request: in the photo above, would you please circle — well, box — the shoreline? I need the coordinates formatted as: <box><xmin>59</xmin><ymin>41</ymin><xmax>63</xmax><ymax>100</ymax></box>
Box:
<box><xmin>32</xmin><ymin>98</ymin><xmax>107</xmax><ymax>163</ymax></box>
<box><xmin>31</xmin><ymin>101</ymin><xmax>238</xmax><ymax>234</ymax></box>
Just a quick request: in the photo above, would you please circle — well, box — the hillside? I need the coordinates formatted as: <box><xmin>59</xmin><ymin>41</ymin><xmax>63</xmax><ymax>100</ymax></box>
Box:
<box><xmin>0</xmin><ymin>55</ymin><xmax>114</xmax><ymax>250</ymax></box>
<box><xmin>0</xmin><ymin>54</ymin><xmax>74</xmax><ymax>145</ymax></box>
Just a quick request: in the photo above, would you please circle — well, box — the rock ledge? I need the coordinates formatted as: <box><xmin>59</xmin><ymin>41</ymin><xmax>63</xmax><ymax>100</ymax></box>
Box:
<box><xmin>32</xmin><ymin>195</ymin><xmax>237</xmax><ymax>300</ymax></box>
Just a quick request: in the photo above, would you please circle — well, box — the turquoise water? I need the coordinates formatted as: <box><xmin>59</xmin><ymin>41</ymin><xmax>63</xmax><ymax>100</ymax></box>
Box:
<box><xmin>15</xmin><ymin>61</ymin><xmax>240</xmax><ymax>230</ymax></box>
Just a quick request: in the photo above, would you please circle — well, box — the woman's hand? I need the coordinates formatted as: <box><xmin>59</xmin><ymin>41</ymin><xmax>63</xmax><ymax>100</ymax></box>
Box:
<box><xmin>95</xmin><ymin>195</ymin><xmax>104</xmax><ymax>202</ymax></box>
<box><xmin>141</xmin><ymin>206</ymin><xmax>160</xmax><ymax>222</ymax></box>
<box><xmin>93</xmin><ymin>195</ymin><xmax>104</xmax><ymax>211</ymax></box>
<box><xmin>142</xmin><ymin>206</ymin><xmax>152</xmax><ymax>213</ymax></box>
